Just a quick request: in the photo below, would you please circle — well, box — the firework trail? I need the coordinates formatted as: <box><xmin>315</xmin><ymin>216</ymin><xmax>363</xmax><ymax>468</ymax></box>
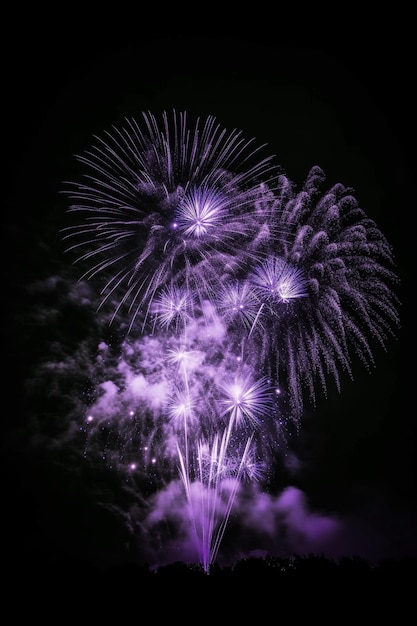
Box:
<box><xmin>62</xmin><ymin>109</ymin><xmax>400</xmax><ymax>571</ymax></box>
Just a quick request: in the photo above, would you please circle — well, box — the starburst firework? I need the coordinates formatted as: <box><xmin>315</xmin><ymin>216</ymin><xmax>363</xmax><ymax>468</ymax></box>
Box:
<box><xmin>62</xmin><ymin>110</ymin><xmax>279</xmax><ymax>333</ymax></box>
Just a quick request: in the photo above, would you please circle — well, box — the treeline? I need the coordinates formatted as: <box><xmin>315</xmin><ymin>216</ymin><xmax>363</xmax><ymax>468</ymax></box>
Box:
<box><xmin>16</xmin><ymin>552</ymin><xmax>416</xmax><ymax>587</ymax></box>
<box><xmin>9</xmin><ymin>554</ymin><xmax>416</xmax><ymax>617</ymax></box>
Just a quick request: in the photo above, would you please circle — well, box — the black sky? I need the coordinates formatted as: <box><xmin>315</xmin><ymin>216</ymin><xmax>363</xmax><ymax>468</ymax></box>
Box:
<box><xmin>3</xmin><ymin>16</ymin><xmax>416</xmax><ymax>571</ymax></box>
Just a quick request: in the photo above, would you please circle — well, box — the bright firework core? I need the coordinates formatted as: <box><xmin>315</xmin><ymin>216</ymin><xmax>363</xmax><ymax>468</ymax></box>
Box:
<box><xmin>62</xmin><ymin>110</ymin><xmax>400</xmax><ymax>572</ymax></box>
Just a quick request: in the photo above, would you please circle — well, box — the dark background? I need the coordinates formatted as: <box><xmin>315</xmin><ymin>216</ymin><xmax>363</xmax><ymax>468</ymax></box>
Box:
<box><xmin>2</xmin><ymin>11</ymin><xmax>416</xmax><ymax>573</ymax></box>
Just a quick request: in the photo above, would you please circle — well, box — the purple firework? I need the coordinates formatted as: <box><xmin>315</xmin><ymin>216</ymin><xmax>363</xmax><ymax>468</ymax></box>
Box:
<box><xmin>236</xmin><ymin>167</ymin><xmax>401</xmax><ymax>420</ymax></box>
<box><xmin>62</xmin><ymin>110</ymin><xmax>279</xmax><ymax>333</ymax></box>
<box><xmin>63</xmin><ymin>110</ymin><xmax>400</xmax><ymax>572</ymax></box>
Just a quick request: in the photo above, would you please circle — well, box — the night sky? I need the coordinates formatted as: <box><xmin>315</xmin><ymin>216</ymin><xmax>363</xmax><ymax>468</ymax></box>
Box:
<box><xmin>3</xmin><ymin>19</ymin><xmax>416</xmax><ymax>575</ymax></box>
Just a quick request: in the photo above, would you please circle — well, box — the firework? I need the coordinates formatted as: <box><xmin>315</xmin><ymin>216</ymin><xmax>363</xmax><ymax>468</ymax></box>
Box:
<box><xmin>62</xmin><ymin>110</ymin><xmax>279</xmax><ymax>333</ymax></box>
<box><xmin>177</xmin><ymin>425</ymin><xmax>255</xmax><ymax>574</ymax></box>
<box><xmin>63</xmin><ymin>111</ymin><xmax>400</xmax><ymax>571</ymax></box>
<box><xmin>240</xmin><ymin>168</ymin><xmax>401</xmax><ymax>419</ymax></box>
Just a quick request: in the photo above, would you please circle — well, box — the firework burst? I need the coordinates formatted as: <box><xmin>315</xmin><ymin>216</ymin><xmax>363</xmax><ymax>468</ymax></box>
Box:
<box><xmin>62</xmin><ymin>110</ymin><xmax>279</xmax><ymax>333</ymax></box>
<box><xmin>219</xmin><ymin>374</ymin><xmax>278</xmax><ymax>428</ymax></box>
<box><xmin>235</xmin><ymin>167</ymin><xmax>401</xmax><ymax>419</ymax></box>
